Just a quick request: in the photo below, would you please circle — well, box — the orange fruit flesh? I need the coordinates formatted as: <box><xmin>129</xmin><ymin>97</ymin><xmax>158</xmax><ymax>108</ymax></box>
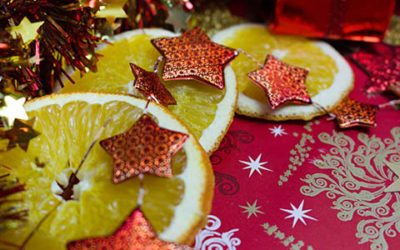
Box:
<box><xmin>62</xmin><ymin>33</ymin><xmax>225</xmax><ymax>141</ymax></box>
<box><xmin>0</xmin><ymin>100</ymin><xmax>187</xmax><ymax>249</ymax></box>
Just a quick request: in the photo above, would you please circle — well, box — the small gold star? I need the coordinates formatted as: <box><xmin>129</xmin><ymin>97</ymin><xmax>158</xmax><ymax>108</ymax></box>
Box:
<box><xmin>8</xmin><ymin>17</ymin><xmax>44</xmax><ymax>44</ymax></box>
<box><xmin>96</xmin><ymin>0</ymin><xmax>128</xmax><ymax>19</ymax></box>
<box><xmin>385</xmin><ymin>160</ymin><xmax>400</xmax><ymax>193</ymax></box>
<box><xmin>0</xmin><ymin>96</ymin><xmax>28</xmax><ymax>127</ymax></box>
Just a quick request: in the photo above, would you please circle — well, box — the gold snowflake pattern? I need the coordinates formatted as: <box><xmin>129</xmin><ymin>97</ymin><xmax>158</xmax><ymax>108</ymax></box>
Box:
<box><xmin>300</xmin><ymin>127</ymin><xmax>400</xmax><ymax>250</ymax></box>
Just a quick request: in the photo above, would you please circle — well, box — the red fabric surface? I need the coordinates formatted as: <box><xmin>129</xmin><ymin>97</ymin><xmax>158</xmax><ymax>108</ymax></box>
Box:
<box><xmin>194</xmin><ymin>50</ymin><xmax>400</xmax><ymax>249</ymax></box>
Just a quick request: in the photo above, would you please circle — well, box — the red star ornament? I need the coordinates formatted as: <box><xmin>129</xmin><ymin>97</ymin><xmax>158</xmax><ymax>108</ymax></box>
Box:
<box><xmin>100</xmin><ymin>114</ymin><xmax>188</xmax><ymax>183</ymax></box>
<box><xmin>247</xmin><ymin>55</ymin><xmax>311</xmax><ymax>109</ymax></box>
<box><xmin>151</xmin><ymin>27</ymin><xmax>237</xmax><ymax>89</ymax></box>
<box><xmin>130</xmin><ymin>63</ymin><xmax>177</xmax><ymax>106</ymax></box>
<box><xmin>351</xmin><ymin>48</ymin><xmax>400</xmax><ymax>94</ymax></box>
<box><xmin>68</xmin><ymin>208</ymin><xmax>192</xmax><ymax>250</ymax></box>
<box><xmin>331</xmin><ymin>98</ymin><xmax>378</xmax><ymax>129</ymax></box>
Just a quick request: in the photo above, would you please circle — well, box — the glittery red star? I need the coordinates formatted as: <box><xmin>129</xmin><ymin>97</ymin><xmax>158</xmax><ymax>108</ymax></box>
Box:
<box><xmin>331</xmin><ymin>98</ymin><xmax>378</xmax><ymax>128</ymax></box>
<box><xmin>130</xmin><ymin>63</ymin><xmax>177</xmax><ymax>106</ymax></box>
<box><xmin>68</xmin><ymin>208</ymin><xmax>192</xmax><ymax>250</ymax></box>
<box><xmin>352</xmin><ymin>48</ymin><xmax>400</xmax><ymax>94</ymax></box>
<box><xmin>247</xmin><ymin>55</ymin><xmax>311</xmax><ymax>109</ymax></box>
<box><xmin>151</xmin><ymin>27</ymin><xmax>237</xmax><ymax>89</ymax></box>
<box><xmin>100</xmin><ymin>114</ymin><xmax>188</xmax><ymax>183</ymax></box>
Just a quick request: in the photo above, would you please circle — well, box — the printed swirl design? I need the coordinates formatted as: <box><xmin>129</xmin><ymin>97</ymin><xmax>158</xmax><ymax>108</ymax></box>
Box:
<box><xmin>211</xmin><ymin>130</ymin><xmax>255</xmax><ymax>165</ymax></box>
<box><xmin>194</xmin><ymin>215</ymin><xmax>241</xmax><ymax>250</ymax></box>
<box><xmin>300</xmin><ymin>127</ymin><xmax>400</xmax><ymax>250</ymax></box>
<box><xmin>214</xmin><ymin>171</ymin><xmax>240</xmax><ymax>196</ymax></box>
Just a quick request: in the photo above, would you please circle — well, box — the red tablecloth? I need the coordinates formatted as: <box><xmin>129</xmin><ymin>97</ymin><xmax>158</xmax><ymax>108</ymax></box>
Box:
<box><xmin>194</xmin><ymin>49</ymin><xmax>400</xmax><ymax>249</ymax></box>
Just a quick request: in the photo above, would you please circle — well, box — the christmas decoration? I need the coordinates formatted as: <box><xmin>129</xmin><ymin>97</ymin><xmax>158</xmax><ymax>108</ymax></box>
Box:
<box><xmin>130</xmin><ymin>63</ymin><xmax>176</xmax><ymax>106</ymax></box>
<box><xmin>270</xmin><ymin>0</ymin><xmax>396</xmax><ymax>42</ymax></box>
<box><xmin>331</xmin><ymin>98</ymin><xmax>378</xmax><ymax>128</ymax></box>
<box><xmin>247</xmin><ymin>55</ymin><xmax>311</xmax><ymax>109</ymax></box>
<box><xmin>384</xmin><ymin>160</ymin><xmax>400</xmax><ymax>192</ymax></box>
<box><xmin>0</xmin><ymin>167</ymin><xmax>27</xmax><ymax>231</ymax></box>
<box><xmin>96</xmin><ymin>0</ymin><xmax>128</xmax><ymax>19</ymax></box>
<box><xmin>0</xmin><ymin>118</ymin><xmax>40</xmax><ymax>151</ymax></box>
<box><xmin>384</xmin><ymin>15</ymin><xmax>400</xmax><ymax>45</ymax></box>
<box><xmin>68</xmin><ymin>208</ymin><xmax>192</xmax><ymax>249</ymax></box>
<box><xmin>100</xmin><ymin>114</ymin><xmax>188</xmax><ymax>183</ymax></box>
<box><xmin>151</xmin><ymin>27</ymin><xmax>237</xmax><ymax>89</ymax></box>
<box><xmin>0</xmin><ymin>96</ymin><xmax>28</xmax><ymax>127</ymax></box>
<box><xmin>0</xmin><ymin>0</ymin><xmax>101</xmax><ymax>96</ymax></box>
<box><xmin>351</xmin><ymin>48</ymin><xmax>400</xmax><ymax>94</ymax></box>
<box><xmin>165</xmin><ymin>4</ymin><xmax>191</xmax><ymax>32</ymax></box>
<box><xmin>7</xmin><ymin>17</ymin><xmax>44</xmax><ymax>45</ymax></box>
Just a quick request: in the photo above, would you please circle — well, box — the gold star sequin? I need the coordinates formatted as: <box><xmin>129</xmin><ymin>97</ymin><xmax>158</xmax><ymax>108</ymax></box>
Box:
<box><xmin>247</xmin><ymin>55</ymin><xmax>311</xmax><ymax>109</ymax></box>
<box><xmin>0</xmin><ymin>119</ymin><xmax>40</xmax><ymax>151</ymax></box>
<box><xmin>331</xmin><ymin>98</ymin><xmax>378</xmax><ymax>129</ymax></box>
<box><xmin>96</xmin><ymin>0</ymin><xmax>128</xmax><ymax>19</ymax></box>
<box><xmin>8</xmin><ymin>17</ymin><xmax>44</xmax><ymax>44</ymax></box>
<box><xmin>151</xmin><ymin>27</ymin><xmax>237</xmax><ymax>89</ymax></box>
<box><xmin>100</xmin><ymin>115</ymin><xmax>188</xmax><ymax>183</ymax></box>
<box><xmin>0</xmin><ymin>96</ymin><xmax>28</xmax><ymax>127</ymax></box>
<box><xmin>130</xmin><ymin>63</ymin><xmax>176</xmax><ymax>106</ymax></box>
<box><xmin>68</xmin><ymin>208</ymin><xmax>192</xmax><ymax>249</ymax></box>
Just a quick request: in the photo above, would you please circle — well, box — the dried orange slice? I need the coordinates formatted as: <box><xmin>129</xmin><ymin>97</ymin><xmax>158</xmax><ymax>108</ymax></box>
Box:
<box><xmin>0</xmin><ymin>92</ymin><xmax>213</xmax><ymax>249</ymax></box>
<box><xmin>212</xmin><ymin>23</ymin><xmax>354</xmax><ymax>120</ymax></box>
<box><xmin>61</xmin><ymin>29</ymin><xmax>238</xmax><ymax>153</ymax></box>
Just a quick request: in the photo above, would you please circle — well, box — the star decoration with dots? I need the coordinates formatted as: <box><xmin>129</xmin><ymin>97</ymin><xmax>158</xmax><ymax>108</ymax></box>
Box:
<box><xmin>151</xmin><ymin>27</ymin><xmax>237</xmax><ymax>89</ymax></box>
<box><xmin>68</xmin><ymin>208</ymin><xmax>192</xmax><ymax>250</ymax></box>
<box><xmin>351</xmin><ymin>48</ymin><xmax>400</xmax><ymax>94</ymax></box>
<box><xmin>331</xmin><ymin>98</ymin><xmax>378</xmax><ymax>129</ymax></box>
<box><xmin>247</xmin><ymin>55</ymin><xmax>311</xmax><ymax>109</ymax></box>
<box><xmin>100</xmin><ymin>114</ymin><xmax>188</xmax><ymax>183</ymax></box>
<box><xmin>130</xmin><ymin>63</ymin><xmax>177</xmax><ymax>106</ymax></box>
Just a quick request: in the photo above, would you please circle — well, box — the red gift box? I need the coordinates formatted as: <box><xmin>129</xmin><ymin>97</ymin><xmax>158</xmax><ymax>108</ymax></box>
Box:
<box><xmin>269</xmin><ymin>0</ymin><xmax>396</xmax><ymax>42</ymax></box>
